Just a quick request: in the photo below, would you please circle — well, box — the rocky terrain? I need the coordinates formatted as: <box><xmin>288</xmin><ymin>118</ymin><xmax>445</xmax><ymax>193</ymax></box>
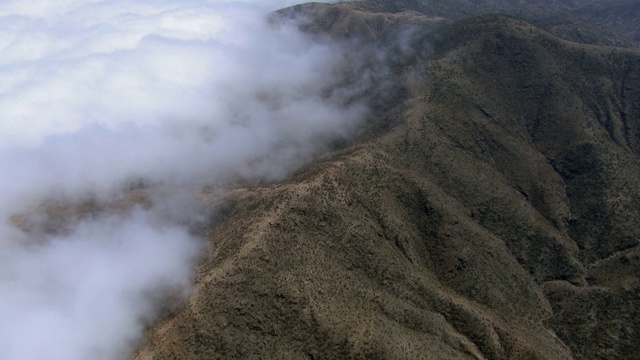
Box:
<box><xmin>131</xmin><ymin>1</ymin><xmax>640</xmax><ymax>359</ymax></box>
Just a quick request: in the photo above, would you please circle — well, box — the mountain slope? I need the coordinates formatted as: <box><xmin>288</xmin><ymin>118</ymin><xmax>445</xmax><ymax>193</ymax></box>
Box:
<box><xmin>132</xmin><ymin>4</ymin><xmax>640</xmax><ymax>360</ymax></box>
<box><xmin>302</xmin><ymin>0</ymin><xmax>640</xmax><ymax>46</ymax></box>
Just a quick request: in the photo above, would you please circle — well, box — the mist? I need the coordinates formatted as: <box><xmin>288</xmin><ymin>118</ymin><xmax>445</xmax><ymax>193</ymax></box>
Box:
<box><xmin>0</xmin><ymin>1</ymin><xmax>367</xmax><ymax>359</ymax></box>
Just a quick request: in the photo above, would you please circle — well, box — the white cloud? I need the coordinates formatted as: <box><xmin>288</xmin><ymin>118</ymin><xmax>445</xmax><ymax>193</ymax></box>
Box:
<box><xmin>0</xmin><ymin>210</ymin><xmax>200</xmax><ymax>360</ymax></box>
<box><xmin>0</xmin><ymin>1</ymin><xmax>367</xmax><ymax>359</ymax></box>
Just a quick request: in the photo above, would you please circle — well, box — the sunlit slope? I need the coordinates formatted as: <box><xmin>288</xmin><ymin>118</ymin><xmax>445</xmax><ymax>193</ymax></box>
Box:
<box><xmin>134</xmin><ymin>6</ymin><xmax>640</xmax><ymax>360</ymax></box>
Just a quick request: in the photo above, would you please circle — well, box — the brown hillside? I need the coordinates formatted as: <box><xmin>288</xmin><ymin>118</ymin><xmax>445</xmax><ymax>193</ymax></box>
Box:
<box><xmin>132</xmin><ymin>4</ymin><xmax>640</xmax><ymax>360</ymax></box>
<box><xmin>327</xmin><ymin>0</ymin><xmax>639</xmax><ymax>46</ymax></box>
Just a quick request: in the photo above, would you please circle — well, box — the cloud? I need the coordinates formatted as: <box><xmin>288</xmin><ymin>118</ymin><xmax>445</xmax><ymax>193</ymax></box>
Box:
<box><xmin>0</xmin><ymin>210</ymin><xmax>200</xmax><ymax>360</ymax></box>
<box><xmin>0</xmin><ymin>1</ymin><xmax>366</xmax><ymax>360</ymax></box>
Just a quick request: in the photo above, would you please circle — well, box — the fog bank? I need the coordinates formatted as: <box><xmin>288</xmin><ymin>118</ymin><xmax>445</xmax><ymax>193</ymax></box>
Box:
<box><xmin>0</xmin><ymin>1</ymin><xmax>366</xmax><ymax>359</ymax></box>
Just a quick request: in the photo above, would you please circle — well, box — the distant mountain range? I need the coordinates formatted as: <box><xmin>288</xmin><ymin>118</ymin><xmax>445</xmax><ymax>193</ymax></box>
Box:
<box><xmin>133</xmin><ymin>1</ymin><xmax>640</xmax><ymax>359</ymax></box>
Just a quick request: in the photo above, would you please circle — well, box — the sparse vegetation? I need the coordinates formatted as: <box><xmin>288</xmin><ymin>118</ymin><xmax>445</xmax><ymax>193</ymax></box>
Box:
<box><xmin>132</xmin><ymin>1</ymin><xmax>640</xmax><ymax>359</ymax></box>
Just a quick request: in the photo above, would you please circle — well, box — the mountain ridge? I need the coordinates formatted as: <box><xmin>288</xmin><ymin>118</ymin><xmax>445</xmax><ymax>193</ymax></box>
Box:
<box><xmin>285</xmin><ymin>0</ymin><xmax>640</xmax><ymax>46</ymax></box>
<box><xmin>131</xmin><ymin>2</ymin><xmax>640</xmax><ymax>359</ymax></box>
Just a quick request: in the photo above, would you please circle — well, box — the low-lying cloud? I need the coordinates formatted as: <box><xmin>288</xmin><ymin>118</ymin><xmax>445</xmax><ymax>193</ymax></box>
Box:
<box><xmin>1</xmin><ymin>210</ymin><xmax>199</xmax><ymax>360</ymax></box>
<box><xmin>0</xmin><ymin>1</ymin><xmax>366</xmax><ymax>359</ymax></box>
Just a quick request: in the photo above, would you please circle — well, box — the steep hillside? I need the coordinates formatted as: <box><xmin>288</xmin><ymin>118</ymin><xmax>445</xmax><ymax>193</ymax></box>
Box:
<box><xmin>132</xmin><ymin>4</ymin><xmax>640</xmax><ymax>360</ymax></box>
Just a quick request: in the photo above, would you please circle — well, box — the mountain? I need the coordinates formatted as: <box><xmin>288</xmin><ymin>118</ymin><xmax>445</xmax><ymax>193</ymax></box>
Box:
<box><xmin>132</xmin><ymin>1</ymin><xmax>640</xmax><ymax>359</ymax></box>
<box><xmin>294</xmin><ymin>0</ymin><xmax>640</xmax><ymax>46</ymax></box>
<box><xmin>575</xmin><ymin>0</ymin><xmax>640</xmax><ymax>44</ymax></box>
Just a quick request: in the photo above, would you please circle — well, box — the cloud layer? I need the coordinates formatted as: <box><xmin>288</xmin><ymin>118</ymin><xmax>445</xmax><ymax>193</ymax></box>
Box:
<box><xmin>0</xmin><ymin>1</ymin><xmax>365</xmax><ymax>359</ymax></box>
